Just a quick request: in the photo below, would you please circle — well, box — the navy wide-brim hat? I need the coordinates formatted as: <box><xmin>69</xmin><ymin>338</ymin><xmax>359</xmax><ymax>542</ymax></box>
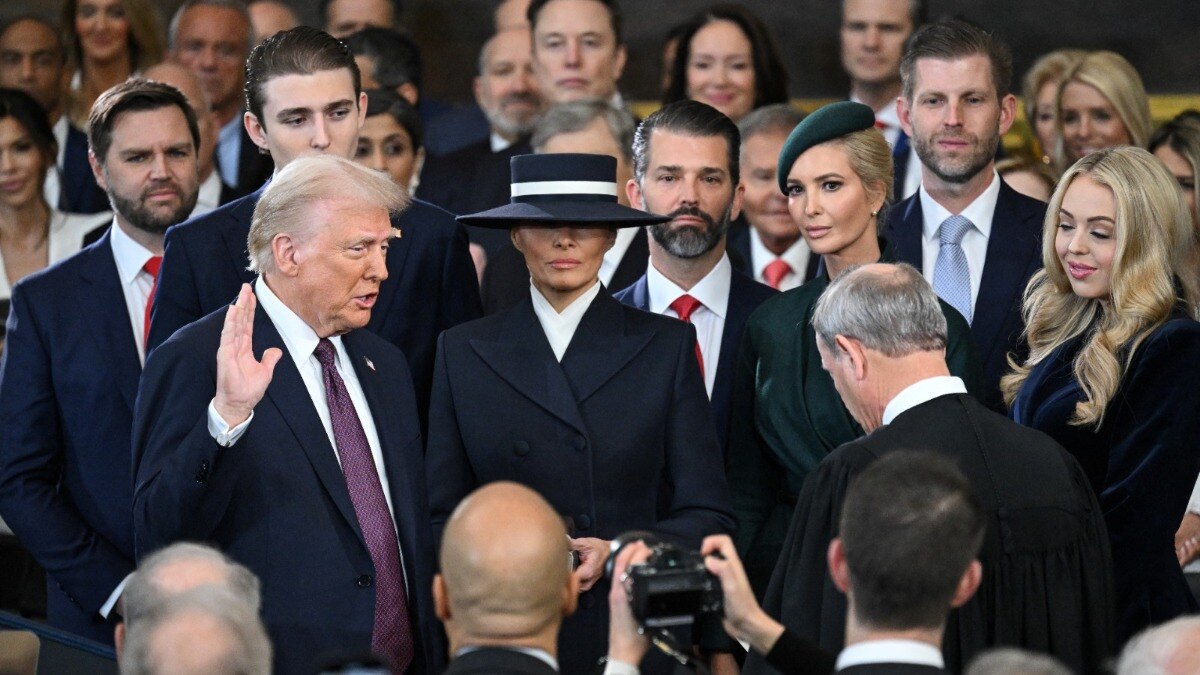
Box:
<box><xmin>456</xmin><ymin>153</ymin><xmax>670</xmax><ymax>229</ymax></box>
<box><xmin>776</xmin><ymin>101</ymin><xmax>877</xmax><ymax>193</ymax></box>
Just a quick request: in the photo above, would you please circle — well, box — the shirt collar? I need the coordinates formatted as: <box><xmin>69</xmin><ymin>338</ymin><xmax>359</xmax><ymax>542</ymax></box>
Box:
<box><xmin>109</xmin><ymin>219</ymin><xmax>157</xmax><ymax>285</ymax></box>
<box><xmin>530</xmin><ymin>279</ymin><xmax>602</xmax><ymax>326</ymax></box>
<box><xmin>882</xmin><ymin>376</ymin><xmax>967</xmax><ymax>426</ymax></box>
<box><xmin>455</xmin><ymin>646</ymin><xmax>559</xmax><ymax>671</ymax></box>
<box><xmin>218</xmin><ymin>112</ymin><xmax>243</xmax><ymax>143</ymax></box>
<box><xmin>254</xmin><ymin>276</ymin><xmax>346</xmax><ymax>372</ymax></box>
<box><xmin>836</xmin><ymin>639</ymin><xmax>944</xmax><ymax>671</ymax></box>
<box><xmin>749</xmin><ymin>227</ymin><xmax>809</xmax><ymax>280</ymax></box>
<box><xmin>490</xmin><ymin>132</ymin><xmax>513</xmax><ymax>153</ymax></box>
<box><xmin>646</xmin><ymin>254</ymin><xmax>732</xmax><ymax>319</ymax></box>
<box><xmin>919</xmin><ymin>170</ymin><xmax>1001</xmax><ymax>241</ymax></box>
<box><xmin>195</xmin><ymin>171</ymin><xmax>223</xmax><ymax>212</ymax></box>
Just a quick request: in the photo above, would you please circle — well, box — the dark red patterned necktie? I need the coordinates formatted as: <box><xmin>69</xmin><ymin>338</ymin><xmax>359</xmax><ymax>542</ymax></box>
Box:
<box><xmin>669</xmin><ymin>294</ymin><xmax>705</xmax><ymax>378</ymax></box>
<box><xmin>314</xmin><ymin>339</ymin><xmax>414</xmax><ymax>672</ymax></box>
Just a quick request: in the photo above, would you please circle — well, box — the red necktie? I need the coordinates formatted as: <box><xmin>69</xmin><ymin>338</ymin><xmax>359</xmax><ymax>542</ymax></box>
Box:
<box><xmin>314</xmin><ymin>339</ymin><xmax>414</xmax><ymax>671</ymax></box>
<box><xmin>762</xmin><ymin>259</ymin><xmax>793</xmax><ymax>290</ymax></box>
<box><xmin>874</xmin><ymin>119</ymin><xmax>888</xmax><ymax>130</ymax></box>
<box><xmin>669</xmin><ymin>294</ymin><xmax>705</xmax><ymax>378</ymax></box>
<box><xmin>142</xmin><ymin>256</ymin><xmax>162</xmax><ymax>348</ymax></box>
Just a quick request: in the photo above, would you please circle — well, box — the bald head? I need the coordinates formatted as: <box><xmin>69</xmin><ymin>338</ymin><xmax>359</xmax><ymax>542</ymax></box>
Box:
<box><xmin>144</xmin><ymin>61</ymin><xmax>216</xmax><ymax>179</ymax></box>
<box><xmin>438</xmin><ymin>482</ymin><xmax>575</xmax><ymax>643</ymax></box>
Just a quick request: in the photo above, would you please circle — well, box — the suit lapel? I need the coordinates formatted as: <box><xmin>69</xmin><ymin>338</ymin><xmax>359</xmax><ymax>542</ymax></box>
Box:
<box><xmin>887</xmin><ymin>193</ymin><xmax>925</xmax><ymax>270</ymax></box>
<box><xmin>469</xmin><ymin>298</ymin><xmax>589</xmax><ymax>436</ymax></box>
<box><xmin>220</xmin><ymin>190</ymin><xmax>262</xmax><ymax>285</ymax></box>
<box><xmin>715</xmin><ymin>275</ymin><xmax>753</xmax><ymax>403</ymax></box>
<box><xmin>972</xmin><ymin>181</ymin><xmax>1040</xmax><ymax>357</ymax></box>
<box><xmin>627</xmin><ymin>275</ymin><xmax>650</xmax><ymax>311</ymax></box>
<box><xmin>77</xmin><ymin>232</ymin><xmax>142</xmax><ymax>412</ymax></box>
<box><xmin>560</xmin><ymin>291</ymin><xmax>654</xmax><ymax>403</ymax></box>
<box><xmin>253</xmin><ymin>305</ymin><xmax>364</xmax><ymax>544</ymax></box>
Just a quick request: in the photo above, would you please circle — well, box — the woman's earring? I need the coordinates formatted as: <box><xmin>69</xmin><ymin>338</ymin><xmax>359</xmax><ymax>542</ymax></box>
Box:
<box><xmin>870</xmin><ymin>210</ymin><xmax>878</xmax><ymax>217</ymax></box>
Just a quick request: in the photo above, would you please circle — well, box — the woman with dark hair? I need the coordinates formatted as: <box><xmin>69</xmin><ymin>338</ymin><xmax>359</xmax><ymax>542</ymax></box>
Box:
<box><xmin>61</xmin><ymin>0</ymin><xmax>165</xmax><ymax>126</ymax></box>
<box><xmin>664</xmin><ymin>4</ymin><xmax>788</xmax><ymax>123</ymax></box>
<box><xmin>0</xmin><ymin>88</ymin><xmax>109</xmax><ymax>326</ymax></box>
<box><xmin>354</xmin><ymin>89</ymin><xmax>425</xmax><ymax>193</ymax></box>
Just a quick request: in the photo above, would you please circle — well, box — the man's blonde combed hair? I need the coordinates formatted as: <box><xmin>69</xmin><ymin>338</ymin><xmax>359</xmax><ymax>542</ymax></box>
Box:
<box><xmin>247</xmin><ymin>155</ymin><xmax>409</xmax><ymax>274</ymax></box>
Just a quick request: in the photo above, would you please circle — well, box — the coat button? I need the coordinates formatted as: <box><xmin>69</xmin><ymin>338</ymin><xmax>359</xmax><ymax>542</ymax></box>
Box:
<box><xmin>513</xmin><ymin>441</ymin><xmax>531</xmax><ymax>456</ymax></box>
<box><xmin>194</xmin><ymin>460</ymin><xmax>210</xmax><ymax>484</ymax></box>
<box><xmin>572</xmin><ymin>436</ymin><xmax>586</xmax><ymax>452</ymax></box>
<box><xmin>577</xmin><ymin>514</ymin><xmax>592</xmax><ymax>529</ymax></box>
<box><xmin>356</xmin><ymin>574</ymin><xmax>373</xmax><ymax>588</ymax></box>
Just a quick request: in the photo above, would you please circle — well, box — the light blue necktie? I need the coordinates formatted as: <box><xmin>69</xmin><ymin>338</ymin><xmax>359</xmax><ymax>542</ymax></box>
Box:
<box><xmin>933</xmin><ymin>214</ymin><xmax>974</xmax><ymax>324</ymax></box>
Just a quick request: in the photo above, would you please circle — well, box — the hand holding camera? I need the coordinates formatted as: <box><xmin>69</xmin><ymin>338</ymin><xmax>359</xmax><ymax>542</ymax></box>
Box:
<box><xmin>700</xmin><ymin>535</ymin><xmax>786</xmax><ymax>656</ymax></box>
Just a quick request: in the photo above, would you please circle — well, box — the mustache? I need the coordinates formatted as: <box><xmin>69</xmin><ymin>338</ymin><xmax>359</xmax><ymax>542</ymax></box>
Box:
<box><xmin>140</xmin><ymin>180</ymin><xmax>181</xmax><ymax>199</ymax></box>
<box><xmin>668</xmin><ymin>206</ymin><xmax>716</xmax><ymax>228</ymax></box>
<box><xmin>500</xmin><ymin>92</ymin><xmax>541</xmax><ymax>107</ymax></box>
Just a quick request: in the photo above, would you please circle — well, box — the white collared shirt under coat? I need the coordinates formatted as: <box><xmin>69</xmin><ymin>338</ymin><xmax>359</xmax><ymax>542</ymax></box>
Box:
<box><xmin>645</xmin><ymin>254</ymin><xmax>732</xmax><ymax>398</ymax></box>
<box><xmin>529</xmin><ymin>279</ymin><xmax>604</xmax><ymax>361</ymax></box>
<box><xmin>749</xmin><ymin>227</ymin><xmax>811</xmax><ymax>292</ymax></box>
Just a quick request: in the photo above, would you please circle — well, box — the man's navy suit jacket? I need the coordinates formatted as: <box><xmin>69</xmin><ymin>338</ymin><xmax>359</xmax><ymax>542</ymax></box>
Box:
<box><xmin>612</xmin><ymin>269</ymin><xmax>777</xmax><ymax>453</ymax></box>
<box><xmin>132</xmin><ymin>301</ymin><xmax>444</xmax><ymax>675</ymax></box>
<box><xmin>146</xmin><ymin>185</ymin><xmax>482</xmax><ymax>432</ymax></box>
<box><xmin>886</xmin><ymin>179</ymin><xmax>1045</xmax><ymax>409</ymax></box>
<box><xmin>0</xmin><ymin>232</ymin><xmax>137</xmax><ymax>643</ymax></box>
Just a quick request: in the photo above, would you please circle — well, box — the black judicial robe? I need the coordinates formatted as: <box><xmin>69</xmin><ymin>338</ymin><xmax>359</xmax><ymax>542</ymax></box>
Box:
<box><xmin>742</xmin><ymin>394</ymin><xmax>1115</xmax><ymax>675</ymax></box>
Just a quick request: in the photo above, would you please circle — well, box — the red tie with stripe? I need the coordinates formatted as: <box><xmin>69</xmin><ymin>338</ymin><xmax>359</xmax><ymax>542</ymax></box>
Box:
<box><xmin>142</xmin><ymin>256</ymin><xmax>162</xmax><ymax>347</ymax></box>
<box><xmin>669</xmin><ymin>294</ymin><xmax>705</xmax><ymax>378</ymax></box>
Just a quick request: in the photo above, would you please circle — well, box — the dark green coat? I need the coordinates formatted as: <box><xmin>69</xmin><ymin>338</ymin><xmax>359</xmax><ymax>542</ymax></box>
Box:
<box><xmin>727</xmin><ymin>263</ymin><xmax>984</xmax><ymax>594</ymax></box>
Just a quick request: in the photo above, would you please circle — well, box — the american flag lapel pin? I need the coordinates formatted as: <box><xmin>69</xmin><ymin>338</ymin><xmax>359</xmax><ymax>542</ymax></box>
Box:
<box><xmin>364</xmin><ymin>356</ymin><xmax>376</xmax><ymax>372</ymax></box>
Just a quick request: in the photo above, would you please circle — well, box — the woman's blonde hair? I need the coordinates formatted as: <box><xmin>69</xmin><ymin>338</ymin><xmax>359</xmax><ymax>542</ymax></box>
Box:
<box><xmin>1052</xmin><ymin>51</ymin><xmax>1152</xmax><ymax>174</ymax></box>
<box><xmin>1001</xmin><ymin>147</ymin><xmax>1198</xmax><ymax>426</ymax></box>
<box><xmin>829</xmin><ymin>126</ymin><xmax>894</xmax><ymax>231</ymax></box>
<box><xmin>1020</xmin><ymin>49</ymin><xmax>1086</xmax><ymax>159</ymax></box>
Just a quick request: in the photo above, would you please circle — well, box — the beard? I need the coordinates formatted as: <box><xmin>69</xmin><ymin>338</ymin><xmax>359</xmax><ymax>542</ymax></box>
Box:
<box><xmin>485</xmin><ymin>92</ymin><xmax>543</xmax><ymax>138</ymax></box>
<box><xmin>108</xmin><ymin>179</ymin><xmax>198</xmax><ymax>235</ymax></box>
<box><xmin>912</xmin><ymin>126</ymin><xmax>1000</xmax><ymax>185</ymax></box>
<box><xmin>649</xmin><ymin>203</ymin><xmax>732</xmax><ymax>259</ymax></box>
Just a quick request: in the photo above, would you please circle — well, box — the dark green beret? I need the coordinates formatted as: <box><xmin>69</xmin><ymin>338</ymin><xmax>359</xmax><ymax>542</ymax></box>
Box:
<box><xmin>777</xmin><ymin>101</ymin><xmax>877</xmax><ymax>192</ymax></box>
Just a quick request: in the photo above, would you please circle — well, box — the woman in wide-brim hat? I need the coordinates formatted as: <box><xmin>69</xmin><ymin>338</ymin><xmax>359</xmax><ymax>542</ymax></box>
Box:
<box><xmin>424</xmin><ymin>152</ymin><xmax>736</xmax><ymax>675</ymax></box>
<box><xmin>725</xmin><ymin>101</ymin><xmax>984</xmax><ymax>596</ymax></box>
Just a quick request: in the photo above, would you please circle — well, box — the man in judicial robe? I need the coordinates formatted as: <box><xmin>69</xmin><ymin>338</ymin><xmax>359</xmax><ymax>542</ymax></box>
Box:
<box><xmin>742</xmin><ymin>263</ymin><xmax>1113</xmax><ymax>675</ymax></box>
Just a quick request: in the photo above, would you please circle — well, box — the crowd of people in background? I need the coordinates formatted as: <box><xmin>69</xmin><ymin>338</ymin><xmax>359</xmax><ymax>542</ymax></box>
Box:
<box><xmin>0</xmin><ymin>0</ymin><xmax>1199</xmax><ymax>673</ymax></box>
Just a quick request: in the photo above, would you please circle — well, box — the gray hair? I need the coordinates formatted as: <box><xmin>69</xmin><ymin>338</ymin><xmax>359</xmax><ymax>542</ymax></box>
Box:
<box><xmin>812</xmin><ymin>263</ymin><xmax>947</xmax><ymax>357</ymax></box>
<box><xmin>121</xmin><ymin>587</ymin><xmax>272</xmax><ymax>675</ymax></box>
<box><xmin>531</xmin><ymin>98</ymin><xmax>635</xmax><ymax>164</ymax></box>
<box><xmin>124</xmin><ymin>543</ymin><xmax>260</xmax><ymax>628</ymax></box>
<box><xmin>1117</xmin><ymin>616</ymin><xmax>1200</xmax><ymax>675</ymax></box>
<box><xmin>248</xmin><ymin>155</ymin><xmax>408</xmax><ymax>274</ymax></box>
<box><xmin>168</xmin><ymin>0</ymin><xmax>253</xmax><ymax>52</ymax></box>
<box><xmin>966</xmin><ymin>648</ymin><xmax>1072</xmax><ymax>675</ymax></box>
<box><xmin>736</xmin><ymin>103</ymin><xmax>805</xmax><ymax>147</ymax></box>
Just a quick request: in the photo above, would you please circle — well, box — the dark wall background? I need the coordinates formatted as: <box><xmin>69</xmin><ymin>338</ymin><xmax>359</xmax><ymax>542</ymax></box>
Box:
<box><xmin>7</xmin><ymin>0</ymin><xmax>1199</xmax><ymax>105</ymax></box>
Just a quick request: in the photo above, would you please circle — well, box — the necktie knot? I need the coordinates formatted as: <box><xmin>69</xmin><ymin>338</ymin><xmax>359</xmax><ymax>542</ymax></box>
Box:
<box><xmin>669</xmin><ymin>294</ymin><xmax>703</xmax><ymax>323</ymax></box>
<box><xmin>313</xmin><ymin>338</ymin><xmax>337</xmax><ymax>370</ymax></box>
<box><xmin>143</xmin><ymin>255</ymin><xmax>162</xmax><ymax>278</ymax></box>
<box><xmin>762</xmin><ymin>259</ymin><xmax>793</xmax><ymax>290</ymax></box>
<box><xmin>939</xmin><ymin>215</ymin><xmax>973</xmax><ymax>246</ymax></box>
<box><xmin>874</xmin><ymin>119</ymin><xmax>888</xmax><ymax>130</ymax></box>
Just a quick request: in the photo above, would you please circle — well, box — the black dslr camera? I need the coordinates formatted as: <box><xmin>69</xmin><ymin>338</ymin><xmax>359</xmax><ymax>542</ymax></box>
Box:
<box><xmin>606</xmin><ymin>532</ymin><xmax>723</xmax><ymax>629</ymax></box>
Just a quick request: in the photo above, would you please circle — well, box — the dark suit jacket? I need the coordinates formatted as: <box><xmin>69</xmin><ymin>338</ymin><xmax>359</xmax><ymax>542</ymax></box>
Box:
<box><xmin>57</xmin><ymin>122</ymin><xmax>109</xmax><ymax>214</ymax></box>
<box><xmin>132</xmin><ymin>301</ymin><xmax>444</xmax><ymax>675</ymax></box>
<box><xmin>745</xmin><ymin>393</ymin><xmax>1114</xmax><ymax>675</ymax></box>
<box><xmin>886</xmin><ymin>180</ymin><xmax>1045</xmax><ymax>409</ymax></box>
<box><xmin>423</xmin><ymin>103</ymin><xmax>491</xmax><ymax>157</ymax></box>
<box><xmin>612</xmin><ymin>266</ymin><xmax>777</xmax><ymax>452</ymax></box>
<box><xmin>482</xmin><ymin>229</ymin><xmax>649</xmax><ymax>315</ymax></box>
<box><xmin>1012</xmin><ymin>314</ymin><xmax>1200</xmax><ymax>642</ymax></box>
<box><xmin>225</xmin><ymin>121</ymin><xmax>273</xmax><ymax>199</ymax></box>
<box><xmin>0</xmin><ymin>232</ymin><xmax>138</xmax><ymax>643</ymax></box>
<box><xmin>443</xmin><ymin>648</ymin><xmax>558</xmax><ymax>674</ymax></box>
<box><xmin>425</xmin><ymin>290</ymin><xmax>735</xmax><ymax>675</ymax></box>
<box><xmin>146</xmin><ymin>186</ymin><xmax>482</xmax><ymax>433</ymax></box>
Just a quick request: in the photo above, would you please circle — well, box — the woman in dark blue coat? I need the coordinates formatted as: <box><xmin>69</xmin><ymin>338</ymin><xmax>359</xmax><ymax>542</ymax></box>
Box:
<box><xmin>1006</xmin><ymin>146</ymin><xmax>1200</xmax><ymax>641</ymax></box>
<box><xmin>424</xmin><ymin>153</ymin><xmax>736</xmax><ymax>674</ymax></box>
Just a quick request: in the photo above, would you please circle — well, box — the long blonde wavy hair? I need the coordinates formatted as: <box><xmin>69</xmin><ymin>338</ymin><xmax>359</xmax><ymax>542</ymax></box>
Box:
<box><xmin>1001</xmin><ymin>146</ymin><xmax>1199</xmax><ymax>427</ymax></box>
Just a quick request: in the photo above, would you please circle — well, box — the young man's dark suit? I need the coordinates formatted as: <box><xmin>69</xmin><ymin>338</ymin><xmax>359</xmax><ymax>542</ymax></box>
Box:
<box><xmin>132</xmin><ymin>297</ymin><xmax>444</xmax><ymax>675</ymax></box>
<box><xmin>443</xmin><ymin>648</ymin><xmax>558</xmax><ymax>674</ymax></box>
<box><xmin>0</xmin><ymin>231</ymin><xmax>138</xmax><ymax>643</ymax></box>
<box><xmin>744</xmin><ymin>393</ymin><xmax>1114</xmax><ymax>675</ymax></box>
<box><xmin>146</xmin><ymin>186</ymin><xmax>482</xmax><ymax>431</ymax></box>
<box><xmin>885</xmin><ymin>180</ymin><xmax>1045</xmax><ymax>410</ymax></box>
<box><xmin>612</xmin><ymin>270</ymin><xmax>777</xmax><ymax>453</ymax></box>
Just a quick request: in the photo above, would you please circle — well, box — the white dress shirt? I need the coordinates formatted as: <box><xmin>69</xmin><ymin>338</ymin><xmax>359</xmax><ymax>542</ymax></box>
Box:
<box><xmin>490</xmin><ymin>132</ymin><xmax>514</xmax><ymax>153</ymax></box>
<box><xmin>529</xmin><ymin>279</ymin><xmax>603</xmax><ymax>361</ymax></box>
<box><xmin>42</xmin><ymin>115</ymin><xmax>70</xmax><ymax>209</ymax></box>
<box><xmin>599</xmin><ymin>228</ymin><xmax>639</xmax><ymax>288</ymax></box>
<box><xmin>108</xmin><ymin>220</ymin><xmax>160</xmax><ymax>364</ymax></box>
<box><xmin>919</xmin><ymin>172</ymin><xmax>1001</xmax><ymax>312</ymax></box>
<box><xmin>646</xmin><ymin>255</ymin><xmax>731</xmax><ymax>397</ymax></box>
<box><xmin>882</xmin><ymin>376</ymin><xmax>968</xmax><ymax>426</ymax></box>
<box><xmin>750</xmin><ymin>228</ymin><xmax>810</xmax><ymax>292</ymax></box>
<box><xmin>836</xmin><ymin>639</ymin><xmax>945</xmax><ymax>671</ymax></box>
<box><xmin>190</xmin><ymin>171</ymin><xmax>223</xmax><ymax>219</ymax></box>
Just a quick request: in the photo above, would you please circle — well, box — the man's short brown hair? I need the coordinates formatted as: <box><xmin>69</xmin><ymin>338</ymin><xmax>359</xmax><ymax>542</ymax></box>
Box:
<box><xmin>87</xmin><ymin>78</ymin><xmax>200</xmax><ymax>165</ymax></box>
<box><xmin>243</xmin><ymin>26</ymin><xmax>361</xmax><ymax>125</ymax></box>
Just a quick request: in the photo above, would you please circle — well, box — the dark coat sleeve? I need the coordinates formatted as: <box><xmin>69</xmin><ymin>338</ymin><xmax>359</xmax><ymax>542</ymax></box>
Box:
<box><xmin>437</xmin><ymin>219</ymin><xmax>484</xmax><ymax>331</ymax></box>
<box><xmin>0</xmin><ymin>286</ymin><xmax>133</xmax><ymax>613</ymax></box>
<box><xmin>146</xmin><ymin>225</ymin><xmax>206</xmax><ymax>352</ymax></box>
<box><xmin>424</xmin><ymin>331</ymin><xmax>479</xmax><ymax>546</ymax></box>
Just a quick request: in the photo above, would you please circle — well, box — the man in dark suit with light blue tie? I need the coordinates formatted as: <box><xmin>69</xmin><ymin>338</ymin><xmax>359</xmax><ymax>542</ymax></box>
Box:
<box><xmin>888</xmin><ymin>19</ymin><xmax>1045</xmax><ymax>409</ymax></box>
<box><xmin>0</xmin><ymin>80</ymin><xmax>201</xmax><ymax>643</ymax></box>
<box><xmin>133</xmin><ymin>155</ymin><xmax>444</xmax><ymax>674</ymax></box>
<box><xmin>613</xmin><ymin>100</ymin><xmax>776</xmax><ymax>454</ymax></box>
<box><xmin>147</xmin><ymin>27</ymin><xmax>481</xmax><ymax>430</ymax></box>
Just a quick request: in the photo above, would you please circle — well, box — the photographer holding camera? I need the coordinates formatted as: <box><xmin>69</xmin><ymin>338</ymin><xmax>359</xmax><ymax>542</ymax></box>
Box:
<box><xmin>605</xmin><ymin>450</ymin><xmax>986</xmax><ymax>675</ymax></box>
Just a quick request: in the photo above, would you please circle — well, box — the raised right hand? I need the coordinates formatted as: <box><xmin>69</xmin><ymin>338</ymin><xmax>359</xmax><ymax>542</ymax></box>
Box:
<box><xmin>214</xmin><ymin>284</ymin><xmax>282</xmax><ymax>427</ymax></box>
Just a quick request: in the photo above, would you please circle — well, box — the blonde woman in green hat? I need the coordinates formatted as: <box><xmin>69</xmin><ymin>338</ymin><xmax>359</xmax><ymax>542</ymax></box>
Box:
<box><xmin>726</xmin><ymin>101</ymin><xmax>983</xmax><ymax>595</ymax></box>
